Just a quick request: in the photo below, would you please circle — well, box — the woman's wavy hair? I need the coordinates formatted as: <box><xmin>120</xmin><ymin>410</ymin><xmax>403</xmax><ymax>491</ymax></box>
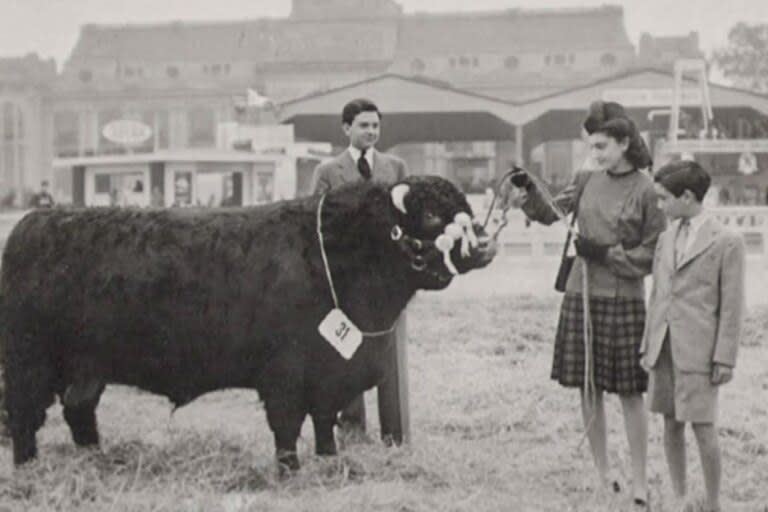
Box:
<box><xmin>583</xmin><ymin>101</ymin><xmax>653</xmax><ymax>170</ymax></box>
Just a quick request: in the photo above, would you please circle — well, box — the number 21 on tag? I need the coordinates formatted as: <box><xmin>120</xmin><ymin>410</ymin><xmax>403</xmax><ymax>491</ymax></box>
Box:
<box><xmin>318</xmin><ymin>308</ymin><xmax>363</xmax><ymax>360</ymax></box>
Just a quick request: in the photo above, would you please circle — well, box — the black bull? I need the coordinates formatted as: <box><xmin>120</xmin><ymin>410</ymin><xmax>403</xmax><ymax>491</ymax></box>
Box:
<box><xmin>0</xmin><ymin>175</ymin><xmax>496</xmax><ymax>469</ymax></box>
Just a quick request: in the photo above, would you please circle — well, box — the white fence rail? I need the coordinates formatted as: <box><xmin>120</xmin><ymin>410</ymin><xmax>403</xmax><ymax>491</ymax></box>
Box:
<box><xmin>487</xmin><ymin>208</ymin><xmax>768</xmax><ymax>261</ymax></box>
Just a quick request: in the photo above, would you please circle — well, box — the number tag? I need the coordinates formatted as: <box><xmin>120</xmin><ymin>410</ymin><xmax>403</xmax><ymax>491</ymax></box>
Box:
<box><xmin>318</xmin><ymin>308</ymin><xmax>363</xmax><ymax>360</ymax></box>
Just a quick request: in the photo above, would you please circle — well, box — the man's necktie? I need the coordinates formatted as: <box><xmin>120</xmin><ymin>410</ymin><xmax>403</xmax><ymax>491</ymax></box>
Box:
<box><xmin>674</xmin><ymin>218</ymin><xmax>690</xmax><ymax>267</ymax></box>
<box><xmin>357</xmin><ymin>149</ymin><xmax>372</xmax><ymax>180</ymax></box>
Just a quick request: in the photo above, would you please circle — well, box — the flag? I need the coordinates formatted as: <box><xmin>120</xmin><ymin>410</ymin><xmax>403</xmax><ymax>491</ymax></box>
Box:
<box><xmin>247</xmin><ymin>89</ymin><xmax>274</xmax><ymax>109</ymax></box>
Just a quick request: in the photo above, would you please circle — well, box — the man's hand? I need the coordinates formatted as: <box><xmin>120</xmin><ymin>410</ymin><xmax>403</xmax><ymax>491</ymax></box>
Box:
<box><xmin>711</xmin><ymin>363</ymin><xmax>733</xmax><ymax>385</ymax></box>
<box><xmin>508</xmin><ymin>167</ymin><xmax>533</xmax><ymax>190</ymax></box>
<box><xmin>574</xmin><ymin>236</ymin><xmax>610</xmax><ymax>262</ymax></box>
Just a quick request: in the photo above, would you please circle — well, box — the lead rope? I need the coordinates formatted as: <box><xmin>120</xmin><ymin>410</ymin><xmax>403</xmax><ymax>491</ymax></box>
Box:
<box><xmin>491</xmin><ymin>170</ymin><xmax>596</xmax><ymax>448</ymax></box>
<box><xmin>579</xmin><ymin>262</ymin><xmax>597</xmax><ymax>449</ymax></box>
<box><xmin>316</xmin><ymin>194</ymin><xmax>397</xmax><ymax>337</ymax></box>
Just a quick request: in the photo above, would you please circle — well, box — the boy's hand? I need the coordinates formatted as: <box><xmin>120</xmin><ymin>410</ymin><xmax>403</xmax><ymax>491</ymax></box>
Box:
<box><xmin>639</xmin><ymin>355</ymin><xmax>650</xmax><ymax>373</ymax></box>
<box><xmin>711</xmin><ymin>363</ymin><xmax>733</xmax><ymax>385</ymax></box>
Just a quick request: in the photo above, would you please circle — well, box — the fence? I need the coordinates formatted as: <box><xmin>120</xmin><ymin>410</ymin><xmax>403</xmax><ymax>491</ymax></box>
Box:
<box><xmin>487</xmin><ymin>207</ymin><xmax>768</xmax><ymax>261</ymax></box>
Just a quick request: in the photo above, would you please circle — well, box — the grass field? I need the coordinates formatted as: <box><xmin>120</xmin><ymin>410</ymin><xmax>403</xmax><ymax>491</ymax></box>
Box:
<box><xmin>0</xmin><ymin>259</ymin><xmax>767</xmax><ymax>511</ymax></box>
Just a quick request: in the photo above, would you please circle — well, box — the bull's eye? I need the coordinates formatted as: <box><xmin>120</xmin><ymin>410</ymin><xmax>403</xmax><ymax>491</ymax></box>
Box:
<box><xmin>422</xmin><ymin>211</ymin><xmax>443</xmax><ymax>230</ymax></box>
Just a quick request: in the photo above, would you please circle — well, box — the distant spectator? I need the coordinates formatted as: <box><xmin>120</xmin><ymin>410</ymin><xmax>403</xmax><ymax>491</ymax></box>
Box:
<box><xmin>29</xmin><ymin>180</ymin><xmax>55</xmax><ymax>209</ymax></box>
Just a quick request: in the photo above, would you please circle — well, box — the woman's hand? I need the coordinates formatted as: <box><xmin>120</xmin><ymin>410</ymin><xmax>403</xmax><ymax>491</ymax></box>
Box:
<box><xmin>574</xmin><ymin>236</ymin><xmax>610</xmax><ymax>262</ymax></box>
<box><xmin>508</xmin><ymin>167</ymin><xmax>533</xmax><ymax>190</ymax></box>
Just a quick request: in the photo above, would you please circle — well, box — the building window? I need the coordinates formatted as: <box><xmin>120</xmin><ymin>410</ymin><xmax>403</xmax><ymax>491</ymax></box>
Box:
<box><xmin>124</xmin><ymin>67</ymin><xmax>134</xmax><ymax>78</ymax></box>
<box><xmin>188</xmin><ymin>108</ymin><xmax>215</xmax><ymax>148</ymax></box>
<box><xmin>166</xmin><ymin>65</ymin><xmax>179</xmax><ymax>78</ymax></box>
<box><xmin>223</xmin><ymin>63</ymin><xmax>230</xmax><ymax>74</ymax></box>
<box><xmin>459</xmin><ymin>56</ymin><xmax>470</xmax><ymax>68</ymax></box>
<box><xmin>3</xmin><ymin>103</ymin><xmax>15</xmax><ymax>141</ymax></box>
<box><xmin>1</xmin><ymin>102</ymin><xmax>26</xmax><ymax>197</ymax></box>
<box><xmin>600</xmin><ymin>53</ymin><xmax>617</xmax><ymax>67</ymax></box>
<box><xmin>449</xmin><ymin>57</ymin><xmax>456</xmax><ymax>68</ymax></box>
<box><xmin>211</xmin><ymin>64</ymin><xmax>221</xmax><ymax>75</ymax></box>
<box><xmin>153</xmin><ymin>110</ymin><xmax>170</xmax><ymax>149</ymax></box>
<box><xmin>545</xmin><ymin>55</ymin><xmax>551</xmax><ymax>66</ymax></box>
<box><xmin>472</xmin><ymin>57</ymin><xmax>479</xmax><ymax>67</ymax></box>
<box><xmin>410</xmin><ymin>58</ymin><xmax>426</xmax><ymax>74</ymax></box>
<box><xmin>95</xmin><ymin>174</ymin><xmax>111</xmax><ymax>194</ymax></box>
<box><xmin>79</xmin><ymin>69</ymin><xmax>93</xmax><ymax>83</ymax></box>
<box><xmin>504</xmin><ymin>56</ymin><xmax>519</xmax><ymax>70</ymax></box>
<box><xmin>53</xmin><ymin>110</ymin><xmax>79</xmax><ymax>157</ymax></box>
<box><xmin>554</xmin><ymin>54</ymin><xmax>566</xmax><ymax>66</ymax></box>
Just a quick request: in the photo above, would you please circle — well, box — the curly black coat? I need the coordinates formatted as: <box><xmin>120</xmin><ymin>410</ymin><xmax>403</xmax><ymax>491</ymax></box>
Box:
<box><xmin>0</xmin><ymin>175</ymin><xmax>494</xmax><ymax>469</ymax></box>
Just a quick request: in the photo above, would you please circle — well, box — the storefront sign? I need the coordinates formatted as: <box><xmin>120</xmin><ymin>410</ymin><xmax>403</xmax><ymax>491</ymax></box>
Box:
<box><xmin>602</xmin><ymin>88</ymin><xmax>703</xmax><ymax>107</ymax></box>
<box><xmin>102</xmin><ymin>120</ymin><xmax>152</xmax><ymax>146</ymax></box>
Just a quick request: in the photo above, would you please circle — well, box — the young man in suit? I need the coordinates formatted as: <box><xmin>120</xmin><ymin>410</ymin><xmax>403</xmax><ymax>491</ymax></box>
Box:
<box><xmin>311</xmin><ymin>98</ymin><xmax>409</xmax><ymax>445</ymax></box>
<box><xmin>641</xmin><ymin>160</ymin><xmax>746</xmax><ymax>512</ymax></box>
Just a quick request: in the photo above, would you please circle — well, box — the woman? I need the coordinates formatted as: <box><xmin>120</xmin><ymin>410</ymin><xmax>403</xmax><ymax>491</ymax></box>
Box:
<box><xmin>510</xmin><ymin>101</ymin><xmax>666</xmax><ymax>508</ymax></box>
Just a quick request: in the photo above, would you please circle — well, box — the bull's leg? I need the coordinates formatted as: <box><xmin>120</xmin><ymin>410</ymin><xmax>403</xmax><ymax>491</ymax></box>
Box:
<box><xmin>311</xmin><ymin>413</ymin><xmax>338</xmax><ymax>456</ymax></box>
<box><xmin>5</xmin><ymin>362</ymin><xmax>55</xmax><ymax>465</ymax></box>
<box><xmin>62</xmin><ymin>383</ymin><xmax>104</xmax><ymax>447</ymax></box>
<box><xmin>265</xmin><ymin>400</ymin><xmax>305</xmax><ymax>474</ymax></box>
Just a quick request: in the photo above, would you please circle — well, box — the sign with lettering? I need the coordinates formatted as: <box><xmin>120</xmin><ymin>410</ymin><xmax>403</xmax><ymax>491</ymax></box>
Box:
<box><xmin>102</xmin><ymin>120</ymin><xmax>152</xmax><ymax>146</ymax></box>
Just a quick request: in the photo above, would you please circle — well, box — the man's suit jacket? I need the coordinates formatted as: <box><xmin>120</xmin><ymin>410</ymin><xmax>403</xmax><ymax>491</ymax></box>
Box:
<box><xmin>641</xmin><ymin>216</ymin><xmax>745</xmax><ymax>373</ymax></box>
<box><xmin>311</xmin><ymin>148</ymin><xmax>408</xmax><ymax>194</ymax></box>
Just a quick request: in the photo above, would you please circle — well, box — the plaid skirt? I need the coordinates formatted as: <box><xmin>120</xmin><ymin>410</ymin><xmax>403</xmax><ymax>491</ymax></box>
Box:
<box><xmin>551</xmin><ymin>293</ymin><xmax>648</xmax><ymax>395</ymax></box>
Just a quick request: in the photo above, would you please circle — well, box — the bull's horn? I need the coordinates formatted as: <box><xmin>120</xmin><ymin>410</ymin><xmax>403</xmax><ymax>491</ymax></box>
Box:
<box><xmin>391</xmin><ymin>184</ymin><xmax>410</xmax><ymax>214</ymax></box>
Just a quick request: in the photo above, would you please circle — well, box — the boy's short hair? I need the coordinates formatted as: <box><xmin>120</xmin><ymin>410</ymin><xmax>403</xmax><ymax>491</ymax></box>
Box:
<box><xmin>654</xmin><ymin>160</ymin><xmax>711</xmax><ymax>202</ymax></box>
<box><xmin>342</xmin><ymin>98</ymin><xmax>381</xmax><ymax>125</ymax></box>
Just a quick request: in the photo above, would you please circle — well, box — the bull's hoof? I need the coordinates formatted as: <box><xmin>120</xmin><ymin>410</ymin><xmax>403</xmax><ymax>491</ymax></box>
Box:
<box><xmin>381</xmin><ymin>432</ymin><xmax>403</xmax><ymax>447</ymax></box>
<box><xmin>12</xmin><ymin>443</ymin><xmax>37</xmax><ymax>466</ymax></box>
<box><xmin>276</xmin><ymin>450</ymin><xmax>300</xmax><ymax>479</ymax></box>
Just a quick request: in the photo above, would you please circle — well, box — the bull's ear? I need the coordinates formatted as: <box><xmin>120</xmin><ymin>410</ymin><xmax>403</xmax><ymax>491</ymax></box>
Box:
<box><xmin>390</xmin><ymin>183</ymin><xmax>410</xmax><ymax>214</ymax></box>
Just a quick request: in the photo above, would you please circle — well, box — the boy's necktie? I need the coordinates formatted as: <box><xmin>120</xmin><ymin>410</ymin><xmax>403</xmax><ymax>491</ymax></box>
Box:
<box><xmin>674</xmin><ymin>218</ymin><xmax>690</xmax><ymax>267</ymax></box>
<box><xmin>358</xmin><ymin>149</ymin><xmax>372</xmax><ymax>180</ymax></box>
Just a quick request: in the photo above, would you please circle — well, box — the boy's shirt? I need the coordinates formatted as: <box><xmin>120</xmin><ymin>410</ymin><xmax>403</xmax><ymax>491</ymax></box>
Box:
<box><xmin>675</xmin><ymin>213</ymin><xmax>708</xmax><ymax>259</ymax></box>
<box><xmin>641</xmin><ymin>212</ymin><xmax>746</xmax><ymax>373</ymax></box>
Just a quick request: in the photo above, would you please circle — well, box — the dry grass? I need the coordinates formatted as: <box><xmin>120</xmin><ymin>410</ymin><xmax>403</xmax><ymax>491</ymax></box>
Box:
<box><xmin>1</xmin><ymin>288</ymin><xmax>767</xmax><ymax>511</ymax></box>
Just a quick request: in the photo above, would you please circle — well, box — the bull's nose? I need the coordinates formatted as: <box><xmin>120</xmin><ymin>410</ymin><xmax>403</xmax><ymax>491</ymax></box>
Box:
<box><xmin>471</xmin><ymin>222</ymin><xmax>488</xmax><ymax>238</ymax></box>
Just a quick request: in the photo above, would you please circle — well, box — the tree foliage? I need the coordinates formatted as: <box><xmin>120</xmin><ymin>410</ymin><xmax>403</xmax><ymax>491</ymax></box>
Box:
<box><xmin>712</xmin><ymin>22</ymin><xmax>768</xmax><ymax>92</ymax></box>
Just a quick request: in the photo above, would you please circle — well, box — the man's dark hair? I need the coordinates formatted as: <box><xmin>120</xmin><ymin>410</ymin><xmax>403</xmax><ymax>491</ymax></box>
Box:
<box><xmin>342</xmin><ymin>98</ymin><xmax>381</xmax><ymax>125</ymax></box>
<box><xmin>654</xmin><ymin>160</ymin><xmax>711</xmax><ymax>202</ymax></box>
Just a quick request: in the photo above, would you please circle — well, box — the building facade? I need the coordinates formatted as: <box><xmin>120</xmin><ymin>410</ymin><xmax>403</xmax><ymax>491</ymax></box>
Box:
<box><xmin>0</xmin><ymin>0</ymin><xmax>721</xmax><ymax>205</ymax></box>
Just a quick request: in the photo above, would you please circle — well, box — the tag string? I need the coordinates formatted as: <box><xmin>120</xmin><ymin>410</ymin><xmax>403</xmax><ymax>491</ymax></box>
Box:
<box><xmin>316</xmin><ymin>195</ymin><xmax>397</xmax><ymax>337</ymax></box>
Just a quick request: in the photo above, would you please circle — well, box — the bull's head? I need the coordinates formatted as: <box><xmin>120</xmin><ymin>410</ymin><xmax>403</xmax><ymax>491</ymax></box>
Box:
<box><xmin>387</xmin><ymin>176</ymin><xmax>497</xmax><ymax>290</ymax></box>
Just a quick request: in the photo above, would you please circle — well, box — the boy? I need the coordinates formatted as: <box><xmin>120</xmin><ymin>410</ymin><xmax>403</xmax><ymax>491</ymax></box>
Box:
<box><xmin>311</xmin><ymin>99</ymin><xmax>410</xmax><ymax>446</ymax></box>
<box><xmin>641</xmin><ymin>160</ymin><xmax>746</xmax><ymax>512</ymax></box>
